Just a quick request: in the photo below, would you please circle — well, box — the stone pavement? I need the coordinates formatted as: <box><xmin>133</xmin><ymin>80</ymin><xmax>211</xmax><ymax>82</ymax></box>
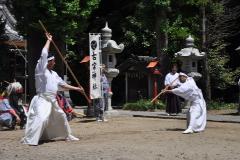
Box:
<box><xmin>75</xmin><ymin>106</ymin><xmax>240</xmax><ymax>123</ymax></box>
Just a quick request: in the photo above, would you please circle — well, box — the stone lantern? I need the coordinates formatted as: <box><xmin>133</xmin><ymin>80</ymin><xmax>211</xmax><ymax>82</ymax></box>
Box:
<box><xmin>175</xmin><ymin>35</ymin><xmax>205</xmax><ymax>80</ymax></box>
<box><xmin>101</xmin><ymin>22</ymin><xmax>124</xmax><ymax>110</ymax></box>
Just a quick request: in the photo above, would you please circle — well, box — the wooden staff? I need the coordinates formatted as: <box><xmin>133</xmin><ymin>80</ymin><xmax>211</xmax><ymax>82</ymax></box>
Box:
<box><xmin>72</xmin><ymin>111</ymin><xmax>86</xmax><ymax>117</ymax></box>
<box><xmin>38</xmin><ymin>20</ymin><xmax>91</xmax><ymax>104</ymax></box>
<box><xmin>151</xmin><ymin>77</ymin><xmax>179</xmax><ymax>103</ymax></box>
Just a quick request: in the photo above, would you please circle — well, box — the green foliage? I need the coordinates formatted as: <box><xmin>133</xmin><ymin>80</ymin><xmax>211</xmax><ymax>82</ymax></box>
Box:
<box><xmin>12</xmin><ymin>0</ymin><xmax>100</xmax><ymax>69</ymax></box>
<box><xmin>123</xmin><ymin>0</ymin><xmax>225</xmax><ymax>54</ymax></box>
<box><xmin>207</xmin><ymin>101</ymin><xmax>238</xmax><ymax>110</ymax></box>
<box><xmin>13</xmin><ymin>0</ymin><xmax>100</xmax><ymax>44</ymax></box>
<box><xmin>207</xmin><ymin>1</ymin><xmax>240</xmax><ymax>91</ymax></box>
<box><xmin>167</xmin><ymin>16</ymin><xmax>190</xmax><ymax>39</ymax></box>
<box><xmin>121</xmin><ymin>2</ymin><xmax>156</xmax><ymax>51</ymax></box>
<box><xmin>123</xmin><ymin>99</ymin><xmax>165</xmax><ymax>111</ymax></box>
<box><xmin>118</xmin><ymin>0</ymin><xmax>239</xmax><ymax>101</ymax></box>
<box><xmin>11</xmin><ymin>0</ymin><xmax>240</xmax><ymax>102</ymax></box>
<box><xmin>210</xmin><ymin>2</ymin><xmax>224</xmax><ymax>15</ymax></box>
<box><xmin>153</xmin><ymin>0</ymin><xmax>170</xmax><ymax>7</ymax></box>
<box><xmin>120</xmin><ymin>0</ymin><xmax>205</xmax><ymax>56</ymax></box>
<box><xmin>65</xmin><ymin>50</ymin><xmax>78</xmax><ymax>61</ymax></box>
<box><xmin>208</xmin><ymin>40</ymin><xmax>235</xmax><ymax>89</ymax></box>
<box><xmin>185</xmin><ymin>0</ymin><xmax>210</xmax><ymax>6</ymax></box>
<box><xmin>166</xmin><ymin>15</ymin><xmax>193</xmax><ymax>54</ymax></box>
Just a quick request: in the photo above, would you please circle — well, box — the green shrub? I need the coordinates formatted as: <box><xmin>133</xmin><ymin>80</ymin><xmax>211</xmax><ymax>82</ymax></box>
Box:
<box><xmin>123</xmin><ymin>99</ymin><xmax>238</xmax><ymax>111</ymax></box>
<box><xmin>207</xmin><ymin>101</ymin><xmax>238</xmax><ymax>110</ymax></box>
<box><xmin>123</xmin><ymin>99</ymin><xmax>165</xmax><ymax>111</ymax></box>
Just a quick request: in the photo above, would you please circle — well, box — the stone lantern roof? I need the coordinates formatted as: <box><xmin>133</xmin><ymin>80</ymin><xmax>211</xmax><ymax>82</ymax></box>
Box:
<box><xmin>101</xmin><ymin>22</ymin><xmax>124</xmax><ymax>54</ymax></box>
<box><xmin>186</xmin><ymin>35</ymin><xmax>194</xmax><ymax>47</ymax></box>
<box><xmin>101</xmin><ymin>22</ymin><xmax>112</xmax><ymax>34</ymax></box>
<box><xmin>175</xmin><ymin>35</ymin><xmax>205</xmax><ymax>59</ymax></box>
<box><xmin>101</xmin><ymin>22</ymin><xmax>112</xmax><ymax>41</ymax></box>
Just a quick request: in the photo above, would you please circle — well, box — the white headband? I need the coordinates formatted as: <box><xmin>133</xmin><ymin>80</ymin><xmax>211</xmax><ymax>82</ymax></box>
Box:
<box><xmin>47</xmin><ymin>56</ymin><xmax>55</xmax><ymax>61</ymax></box>
<box><xmin>179</xmin><ymin>72</ymin><xmax>188</xmax><ymax>77</ymax></box>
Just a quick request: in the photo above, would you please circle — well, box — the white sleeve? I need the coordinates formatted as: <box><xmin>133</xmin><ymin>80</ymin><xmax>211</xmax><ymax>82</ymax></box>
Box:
<box><xmin>238</xmin><ymin>78</ymin><xmax>240</xmax><ymax>86</ymax></box>
<box><xmin>175</xmin><ymin>80</ymin><xmax>182</xmax><ymax>88</ymax></box>
<box><xmin>55</xmin><ymin>73</ymin><xmax>67</xmax><ymax>87</ymax></box>
<box><xmin>164</xmin><ymin>74</ymin><xmax>170</xmax><ymax>86</ymax></box>
<box><xmin>35</xmin><ymin>48</ymin><xmax>48</xmax><ymax>74</ymax></box>
<box><xmin>171</xmin><ymin>83</ymin><xmax>194</xmax><ymax>100</ymax></box>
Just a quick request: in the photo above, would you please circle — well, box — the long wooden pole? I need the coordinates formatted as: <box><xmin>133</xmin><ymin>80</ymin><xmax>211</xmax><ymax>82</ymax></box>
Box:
<box><xmin>38</xmin><ymin>20</ymin><xmax>91</xmax><ymax>104</ymax></box>
<box><xmin>151</xmin><ymin>77</ymin><xmax>179</xmax><ymax>103</ymax></box>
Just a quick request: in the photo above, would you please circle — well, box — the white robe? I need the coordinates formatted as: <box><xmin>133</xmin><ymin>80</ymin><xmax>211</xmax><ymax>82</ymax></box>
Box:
<box><xmin>164</xmin><ymin>72</ymin><xmax>179</xmax><ymax>87</ymax></box>
<box><xmin>22</xmin><ymin>48</ymin><xmax>71</xmax><ymax>145</ymax></box>
<box><xmin>172</xmin><ymin>78</ymin><xmax>207</xmax><ymax>132</ymax></box>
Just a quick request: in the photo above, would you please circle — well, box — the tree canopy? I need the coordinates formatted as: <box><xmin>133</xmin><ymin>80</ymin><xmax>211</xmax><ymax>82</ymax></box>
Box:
<box><xmin>9</xmin><ymin>0</ymin><xmax>240</xmax><ymax>102</ymax></box>
<box><xmin>13</xmin><ymin>0</ymin><xmax>100</xmax><ymax>45</ymax></box>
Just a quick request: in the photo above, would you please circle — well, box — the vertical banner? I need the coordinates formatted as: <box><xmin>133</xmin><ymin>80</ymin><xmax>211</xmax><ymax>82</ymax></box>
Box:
<box><xmin>89</xmin><ymin>33</ymin><xmax>102</xmax><ymax>99</ymax></box>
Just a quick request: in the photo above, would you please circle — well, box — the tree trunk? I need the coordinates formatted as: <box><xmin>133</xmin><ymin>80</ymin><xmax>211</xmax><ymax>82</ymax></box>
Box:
<box><xmin>201</xmin><ymin>6</ymin><xmax>211</xmax><ymax>102</ymax></box>
<box><xmin>155</xmin><ymin>7</ymin><xmax>169</xmax><ymax>75</ymax></box>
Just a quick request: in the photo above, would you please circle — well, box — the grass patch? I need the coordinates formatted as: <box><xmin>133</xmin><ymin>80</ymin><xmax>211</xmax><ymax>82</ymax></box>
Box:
<box><xmin>207</xmin><ymin>101</ymin><xmax>238</xmax><ymax>110</ymax></box>
<box><xmin>123</xmin><ymin>99</ymin><xmax>165</xmax><ymax>111</ymax></box>
<box><xmin>123</xmin><ymin>99</ymin><xmax>239</xmax><ymax>111</ymax></box>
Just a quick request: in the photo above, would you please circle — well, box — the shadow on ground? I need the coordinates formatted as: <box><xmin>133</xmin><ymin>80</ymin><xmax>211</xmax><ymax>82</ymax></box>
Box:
<box><xmin>166</xmin><ymin>128</ymin><xmax>185</xmax><ymax>131</ymax></box>
<box><xmin>220</xmin><ymin>112</ymin><xmax>240</xmax><ymax>116</ymax></box>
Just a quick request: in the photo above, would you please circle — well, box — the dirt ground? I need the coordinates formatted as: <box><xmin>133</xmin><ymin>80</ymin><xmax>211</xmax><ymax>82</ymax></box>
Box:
<box><xmin>0</xmin><ymin>115</ymin><xmax>240</xmax><ymax>160</ymax></box>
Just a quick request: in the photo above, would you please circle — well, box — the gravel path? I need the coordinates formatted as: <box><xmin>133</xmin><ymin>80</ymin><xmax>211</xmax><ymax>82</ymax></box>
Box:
<box><xmin>0</xmin><ymin>116</ymin><xmax>240</xmax><ymax>160</ymax></box>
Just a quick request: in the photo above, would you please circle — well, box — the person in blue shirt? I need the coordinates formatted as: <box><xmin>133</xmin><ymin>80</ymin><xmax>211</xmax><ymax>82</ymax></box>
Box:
<box><xmin>0</xmin><ymin>92</ymin><xmax>20</xmax><ymax>130</ymax></box>
<box><xmin>94</xmin><ymin>64</ymin><xmax>110</xmax><ymax>122</ymax></box>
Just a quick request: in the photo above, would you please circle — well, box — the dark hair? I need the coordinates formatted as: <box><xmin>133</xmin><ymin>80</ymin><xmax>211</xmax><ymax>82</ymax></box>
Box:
<box><xmin>171</xmin><ymin>64</ymin><xmax>178</xmax><ymax>68</ymax></box>
<box><xmin>47</xmin><ymin>52</ymin><xmax>55</xmax><ymax>59</ymax></box>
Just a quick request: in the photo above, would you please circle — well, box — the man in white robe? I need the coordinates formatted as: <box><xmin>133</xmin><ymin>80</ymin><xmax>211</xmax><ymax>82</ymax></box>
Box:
<box><xmin>22</xmin><ymin>33</ymin><xmax>84</xmax><ymax>145</ymax></box>
<box><xmin>164</xmin><ymin>65</ymin><xmax>181</xmax><ymax>115</ymax></box>
<box><xmin>164</xmin><ymin>72</ymin><xmax>207</xmax><ymax>134</ymax></box>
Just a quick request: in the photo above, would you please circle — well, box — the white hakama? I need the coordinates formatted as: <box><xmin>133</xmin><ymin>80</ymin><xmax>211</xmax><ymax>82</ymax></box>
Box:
<box><xmin>22</xmin><ymin>94</ymin><xmax>71</xmax><ymax>145</ymax></box>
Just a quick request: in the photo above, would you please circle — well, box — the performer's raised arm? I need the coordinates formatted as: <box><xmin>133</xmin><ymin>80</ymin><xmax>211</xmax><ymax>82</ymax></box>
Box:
<box><xmin>43</xmin><ymin>33</ymin><xmax>52</xmax><ymax>51</ymax></box>
<box><xmin>35</xmin><ymin>33</ymin><xmax>52</xmax><ymax>73</ymax></box>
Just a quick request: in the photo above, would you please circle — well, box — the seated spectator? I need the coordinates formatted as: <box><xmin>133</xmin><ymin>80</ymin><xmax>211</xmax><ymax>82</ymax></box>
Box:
<box><xmin>0</xmin><ymin>92</ymin><xmax>20</xmax><ymax>130</ymax></box>
<box><xmin>56</xmin><ymin>92</ymin><xmax>84</xmax><ymax>121</ymax></box>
